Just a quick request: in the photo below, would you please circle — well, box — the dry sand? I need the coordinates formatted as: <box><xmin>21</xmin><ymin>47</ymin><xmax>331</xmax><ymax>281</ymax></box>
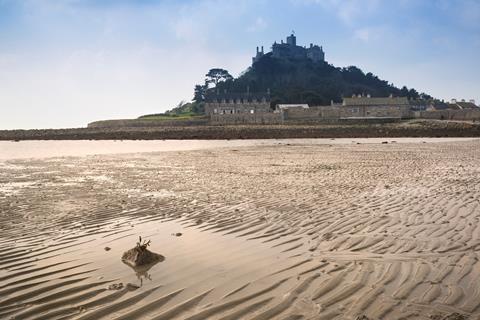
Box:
<box><xmin>1</xmin><ymin>138</ymin><xmax>480</xmax><ymax>319</ymax></box>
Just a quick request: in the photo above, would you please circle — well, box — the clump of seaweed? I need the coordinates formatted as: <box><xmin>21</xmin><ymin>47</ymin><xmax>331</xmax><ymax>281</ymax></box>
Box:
<box><xmin>136</xmin><ymin>236</ymin><xmax>151</xmax><ymax>251</ymax></box>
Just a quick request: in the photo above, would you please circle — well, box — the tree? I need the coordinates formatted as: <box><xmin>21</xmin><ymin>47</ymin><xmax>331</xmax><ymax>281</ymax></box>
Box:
<box><xmin>400</xmin><ymin>86</ymin><xmax>409</xmax><ymax>97</ymax></box>
<box><xmin>408</xmin><ymin>88</ymin><xmax>419</xmax><ymax>99</ymax></box>
<box><xmin>193</xmin><ymin>85</ymin><xmax>206</xmax><ymax>102</ymax></box>
<box><xmin>205</xmin><ymin>68</ymin><xmax>233</xmax><ymax>87</ymax></box>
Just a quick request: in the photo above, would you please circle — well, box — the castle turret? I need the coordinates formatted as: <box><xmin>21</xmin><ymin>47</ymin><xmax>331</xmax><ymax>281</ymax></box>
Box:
<box><xmin>286</xmin><ymin>33</ymin><xmax>296</xmax><ymax>46</ymax></box>
<box><xmin>252</xmin><ymin>45</ymin><xmax>265</xmax><ymax>65</ymax></box>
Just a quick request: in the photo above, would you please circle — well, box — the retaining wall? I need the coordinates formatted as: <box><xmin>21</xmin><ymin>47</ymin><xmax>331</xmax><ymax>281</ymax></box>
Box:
<box><xmin>209</xmin><ymin>113</ymin><xmax>283</xmax><ymax>125</ymax></box>
<box><xmin>88</xmin><ymin>118</ymin><xmax>209</xmax><ymax>128</ymax></box>
<box><xmin>418</xmin><ymin>110</ymin><xmax>480</xmax><ymax>121</ymax></box>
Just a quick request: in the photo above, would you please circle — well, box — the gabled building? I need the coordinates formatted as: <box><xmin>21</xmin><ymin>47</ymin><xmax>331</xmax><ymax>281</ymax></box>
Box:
<box><xmin>340</xmin><ymin>95</ymin><xmax>410</xmax><ymax>118</ymax></box>
<box><xmin>204</xmin><ymin>93</ymin><xmax>271</xmax><ymax>115</ymax></box>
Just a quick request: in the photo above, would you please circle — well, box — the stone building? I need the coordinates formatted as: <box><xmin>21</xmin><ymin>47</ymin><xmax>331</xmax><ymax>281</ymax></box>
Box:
<box><xmin>252</xmin><ymin>32</ymin><xmax>325</xmax><ymax>65</ymax></box>
<box><xmin>204</xmin><ymin>93</ymin><xmax>271</xmax><ymax>116</ymax></box>
<box><xmin>279</xmin><ymin>96</ymin><xmax>412</xmax><ymax>121</ymax></box>
<box><xmin>340</xmin><ymin>95</ymin><xmax>410</xmax><ymax>118</ymax></box>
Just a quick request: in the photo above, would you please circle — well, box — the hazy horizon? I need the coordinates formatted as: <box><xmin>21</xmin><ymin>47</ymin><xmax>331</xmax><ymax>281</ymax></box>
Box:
<box><xmin>1</xmin><ymin>0</ymin><xmax>479</xmax><ymax>129</ymax></box>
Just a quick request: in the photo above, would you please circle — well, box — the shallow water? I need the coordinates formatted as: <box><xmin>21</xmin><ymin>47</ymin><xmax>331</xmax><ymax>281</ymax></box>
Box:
<box><xmin>0</xmin><ymin>137</ymin><xmax>477</xmax><ymax>160</ymax></box>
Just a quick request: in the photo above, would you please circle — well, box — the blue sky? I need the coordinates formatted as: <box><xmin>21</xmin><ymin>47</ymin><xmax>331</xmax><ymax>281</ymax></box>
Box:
<box><xmin>0</xmin><ymin>0</ymin><xmax>479</xmax><ymax>129</ymax></box>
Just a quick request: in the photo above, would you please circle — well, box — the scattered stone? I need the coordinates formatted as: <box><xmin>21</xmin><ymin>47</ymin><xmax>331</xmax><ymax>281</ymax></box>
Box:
<box><xmin>108</xmin><ymin>283</ymin><xmax>124</xmax><ymax>290</ymax></box>
<box><xmin>125</xmin><ymin>283</ymin><xmax>140</xmax><ymax>291</ymax></box>
<box><xmin>173</xmin><ymin>232</ymin><xmax>182</xmax><ymax>237</ymax></box>
<box><xmin>382</xmin><ymin>141</ymin><xmax>388</xmax><ymax>144</ymax></box>
<box><xmin>195</xmin><ymin>219</ymin><xmax>203</xmax><ymax>225</ymax></box>
<box><xmin>430</xmin><ymin>313</ymin><xmax>468</xmax><ymax>320</ymax></box>
<box><xmin>107</xmin><ymin>282</ymin><xmax>140</xmax><ymax>291</ymax></box>
<box><xmin>322</xmin><ymin>232</ymin><xmax>333</xmax><ymax>241</ymax></box>
<box><xmin>104</xmin><ymin>247</ymin><xmax>111</xmax><ymax>251</ymax></box>
<box><xmin>122</xmin><ymin>236</ymin><xmax>164</xmax><ymax>268</ymax></box>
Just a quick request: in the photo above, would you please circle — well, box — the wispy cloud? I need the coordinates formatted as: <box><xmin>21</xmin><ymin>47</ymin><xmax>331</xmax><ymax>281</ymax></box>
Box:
<box><xmin>247</xmin><ymin>17</ymin><xmax>268</xmax><ymax>32</ymax></box>
<box><xmin>292</xmin><ymin>0</ymin><xmax>380</xmax><ymax>25</ymax></box>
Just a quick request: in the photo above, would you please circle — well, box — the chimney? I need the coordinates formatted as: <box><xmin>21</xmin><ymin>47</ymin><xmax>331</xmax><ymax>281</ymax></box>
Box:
<box><xmin>256</xmin><ymin>46</ymin><xmax>259</xmax><ymax>53</ymax></box>
<box><xmin>451</xmin><ymin>98</ymin><xmax>457</xmax><ymax>103</ymax></box>
<box><xmin>310</xmin><ymin>43</ymin><xmax>313</xmax><ymax>48</ymax></box>
<box><xmin>261</xmin><ymin>46</ymin><xmax>264</xmax><ymax>53</ymax></box>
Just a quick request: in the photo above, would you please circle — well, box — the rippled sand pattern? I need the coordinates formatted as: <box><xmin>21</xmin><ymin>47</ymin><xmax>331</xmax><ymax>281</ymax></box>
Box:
<box><xmin>1</xmin><ymin>140</ymin><xmax>480</xmax><ymax>320</ymax></box>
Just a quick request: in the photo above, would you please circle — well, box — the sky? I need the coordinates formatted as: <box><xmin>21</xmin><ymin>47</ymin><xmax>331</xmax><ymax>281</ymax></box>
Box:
<box><xmin>0</xmin><ymin>0</ymin><xmax>479</xmax><ymax>129</ymax></box>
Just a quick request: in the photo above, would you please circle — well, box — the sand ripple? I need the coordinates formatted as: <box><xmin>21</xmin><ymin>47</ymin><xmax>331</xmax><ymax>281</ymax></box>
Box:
<box><xmin>1</xmin><ymin>139</ymin><xmax>479</xmax><ymax>319</ymax></box>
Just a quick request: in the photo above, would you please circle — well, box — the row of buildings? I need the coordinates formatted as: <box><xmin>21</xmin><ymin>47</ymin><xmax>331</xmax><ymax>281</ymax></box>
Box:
<box><xmin>205</xmin><ymin>93</ymin><xmax>479</xmax><ymax>124</ymax></box>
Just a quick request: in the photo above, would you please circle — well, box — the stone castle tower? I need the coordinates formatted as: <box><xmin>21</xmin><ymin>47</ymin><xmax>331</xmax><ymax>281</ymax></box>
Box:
<box><xmin>252</xmin><ymin>33</ymin><xmax>325</xmax><ymax>65</ymax></box>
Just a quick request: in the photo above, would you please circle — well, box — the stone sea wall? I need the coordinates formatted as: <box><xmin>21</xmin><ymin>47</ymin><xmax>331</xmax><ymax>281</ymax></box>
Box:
<box><xmin>88</xmin><ymin>118</ymin><xmax>209</xmax><ymax>128</ymax></box>
<box><xmin>2</xmin><ymin>120</ymin><xmax>480</xmax><ymax>140</ymax></box>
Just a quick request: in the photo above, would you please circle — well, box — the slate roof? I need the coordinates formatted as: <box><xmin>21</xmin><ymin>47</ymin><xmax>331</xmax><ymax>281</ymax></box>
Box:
<box><xmin>453</xmin><ymin>102</ymin><xmax>479</xmax><ymax>109</ymax></box>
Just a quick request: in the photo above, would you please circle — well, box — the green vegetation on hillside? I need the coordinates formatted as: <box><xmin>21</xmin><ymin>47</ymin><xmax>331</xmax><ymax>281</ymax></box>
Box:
<box><xmin>160</xmin><ymin>53</ymin><xmax>433</xmax><ymax>116</ymax></box>
<box><xmin>139</xmin><ymin>101</ymin><xmax>205</xmax><ymax>120</ymax></box>
<box><xmin>203</xmin><ymin>54</ymin><xmax>431</xmax><ymax>108</ymax></box>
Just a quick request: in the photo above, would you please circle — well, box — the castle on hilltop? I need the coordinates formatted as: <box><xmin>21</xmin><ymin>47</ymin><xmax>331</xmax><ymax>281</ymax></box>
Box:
<box><xmin>252</xmin><ymin>32</ymin><xmax>325</xmax><ymax>65</ymax></box>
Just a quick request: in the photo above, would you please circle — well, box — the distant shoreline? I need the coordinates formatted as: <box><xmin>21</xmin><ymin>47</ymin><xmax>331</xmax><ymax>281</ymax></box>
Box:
<box><xmin>1</xmin><ymin>120</ymin><xmax>480</xmax><ymax>140</ymax></box>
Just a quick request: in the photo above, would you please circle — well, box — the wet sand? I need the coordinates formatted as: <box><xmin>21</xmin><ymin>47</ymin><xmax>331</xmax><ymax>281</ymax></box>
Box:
<box><xmin>1</xmin><ymin>139</ymin><xmax>480</xmax><ymax>319</ymax></box>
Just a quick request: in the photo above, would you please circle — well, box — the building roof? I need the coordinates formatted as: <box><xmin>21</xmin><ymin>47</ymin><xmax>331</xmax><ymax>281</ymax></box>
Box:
<box><xmin>343</xmin><ymin>97</ymin><xmax>409</xmax><ymax>106</ymax></box>
<box><xmin>452</xmin><ymin>102</ymin><xmax>479</xmax><ymax>109</ymax></box>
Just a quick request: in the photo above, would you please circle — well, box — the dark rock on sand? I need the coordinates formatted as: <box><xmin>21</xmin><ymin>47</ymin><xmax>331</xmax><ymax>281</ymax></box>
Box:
<box><xmin>108</xmin><ymin>282</ymin><xmax>140</xmax><ymax>291</ymax></box>
<box><xmin>121</xmin><ymin>237</ymin><xmax>164</xmax><ymax>268</ymax></box>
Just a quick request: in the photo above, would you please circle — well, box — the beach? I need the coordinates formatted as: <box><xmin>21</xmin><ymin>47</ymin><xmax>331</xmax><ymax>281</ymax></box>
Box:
<box><xmin>1</xmin><ymin>138</ymin><xmax>480</xmax><ymax>319</ymax></box>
